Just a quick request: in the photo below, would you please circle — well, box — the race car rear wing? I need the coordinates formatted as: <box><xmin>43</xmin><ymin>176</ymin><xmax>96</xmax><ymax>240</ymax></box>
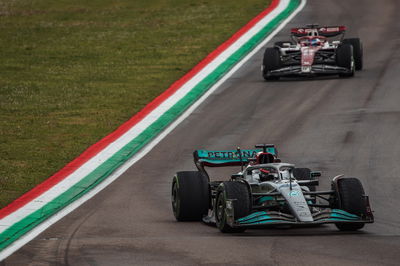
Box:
<box><xmin>291</xmin><ymin>26</ymin><xmax>346</xmax><ymax>38</ymax></box>
<box><xmin>193</xmin><ymin>145</ymin><xmax>278</xmax><ymax>181</ymax></box>
<box><xmin>193</xmin><ymin>145</ymin><xmax>277</xmax><ymax>168</ymax></box>
<box><xmin>194</xmin><ymin>149</ymin><xmax>260</xmax><ymax>168</ymax></box>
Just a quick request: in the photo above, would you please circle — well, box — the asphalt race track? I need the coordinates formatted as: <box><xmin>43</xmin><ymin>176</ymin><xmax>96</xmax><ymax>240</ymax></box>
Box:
<box><xmin>4</xmin><ymin>0</ymin><xmax>400</xmax><ymax>265</ymax></box>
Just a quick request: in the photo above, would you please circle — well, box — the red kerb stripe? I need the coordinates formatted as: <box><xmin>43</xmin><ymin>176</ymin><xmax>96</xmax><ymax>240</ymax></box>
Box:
<box><xmin>0</xmin><ymin>0</ymin><xmax>280</xmax><ymax>219</ymax></box>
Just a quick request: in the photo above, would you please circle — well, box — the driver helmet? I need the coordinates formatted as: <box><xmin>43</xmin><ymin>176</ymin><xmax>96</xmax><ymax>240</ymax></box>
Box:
<box><xmin>310</xmin><ymin>38</ymin><xmax>320</xmax><ymax>46</ymax></box>
<box><xmin>259</xmin><ymin>168</ymin><xmax>276</xmax><ymax>182</ymax></box>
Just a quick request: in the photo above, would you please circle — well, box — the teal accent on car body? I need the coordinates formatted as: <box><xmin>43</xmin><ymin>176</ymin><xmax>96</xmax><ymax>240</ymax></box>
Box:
<box><xmin>237</xmin><ymin>211</ymin><xmax>268</xmax><ymax>221</ymax></box>
<box><xmin>235</xmin><ymin>209</ymin><xmax>362</xmax><ymax>226</ymax></box>
<box><xmin>257</xmin><ymin>196</ymin><xmax>275</xmax><ymax>204</ymax></box>
<box><xmin>319</xmin><ymin>218</ymin><xmax>359</xmax><ymax>222</ymax></box>
<box><xmin>331</xmin><ymin>209</ymin><xmax>359</xmax><ymax>218</ymax></box>
<box><xmin>239</xmin><ymin>216</ymin><xmax>282</xmax><ymax>225</ymax></box>
<box><xmin>330</xmin><ymin>210</ymin><xmax>359</xmax><ymax>220</ymax></box>
<box><xmin>237</xmin><ymin>211</ymin><xmax>289</xmax><ymax>225</ymax></box>
<box><xmin>195</xmin><ymin>148</ymin><xmax>277</xmax><ymax>165</ymax></box>
<box><xmin>238</xmin><ymin>215</ymin><xmax>272</xmax><ymax>224</ymax></box>
<box><xmin>288</xmin><ymin>190</ymin><xmax>300</xmax><ymax>197</ymax></box>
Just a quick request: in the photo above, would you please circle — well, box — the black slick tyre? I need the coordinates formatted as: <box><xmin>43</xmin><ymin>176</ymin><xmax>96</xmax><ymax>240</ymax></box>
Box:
<box><xmin>262</xmin><ymin>47</ymin><xmax>281</xmax><ymax>81</ymax></box>
<box><xmin>215</xmin><ymin>181</ymin><xmax>250</xmax><ymax>233</ymax></box>
<box><xmin>343</xmin><ymin>38</ymin><xmax>363</xmax><ymax>70</ymax></box>
<box><xmin>336</xmin><ymin>43</ymin><xmax>355</xmax><ymax>77</ymax></box>
<box><xmin>334</xmin><ymin>178</ymin><xmax>367</xmax><ymax>231</ymax></box>
<box><xmin>293</xmin><ymin>168</ymin><xmax>316</xmax><ymax>192</ymax></box>
<box><xmin>171</xmin><ymin>171</ymin><xmax>209</xmax><ymax>221</ymax></box>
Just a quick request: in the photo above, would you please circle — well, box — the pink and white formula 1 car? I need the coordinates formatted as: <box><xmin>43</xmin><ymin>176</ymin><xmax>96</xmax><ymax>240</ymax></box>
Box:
<box><xmin>262</xmin><ymin>24</ymin><xmax>363</xmax><ymax>80</ymax></box>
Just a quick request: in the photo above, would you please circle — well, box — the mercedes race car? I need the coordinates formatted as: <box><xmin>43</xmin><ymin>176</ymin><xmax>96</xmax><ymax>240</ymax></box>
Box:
<box><xmin>171</xmin><ymin>144</ymin><xmax>374</xmax><ymax>233</ymax></box>
<box><xmin>262</xmin><ymin>24</ymin><xmax>363</xmax><ymax>80</ymax></box>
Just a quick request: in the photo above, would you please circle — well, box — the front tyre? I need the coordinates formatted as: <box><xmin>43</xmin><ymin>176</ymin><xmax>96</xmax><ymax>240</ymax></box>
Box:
<box><xmin>343</xmin><ymin>38</ymin><xmax>363</xmax><ymax>70</ymax></box>
<box><xmin>333</xmin><ymin>177</ymin><xmax>367</xmax><ymax>231</ymax></box>
<box><xmin>262</xmin><ymin>47</ymin><xmax>281</xmax><ymax>81</ymax></box>
<box><xmin>336</xmin><ymin>43</ymin><xmax>355</xmax><ymax>77</ymax></box>
<box><xmin>215</xmin><ymin>182</ymin><xmax>250</xmax><ymax>233</ymax></box>
<box><xmin>171</xmin><ymin>171</ymin><xmax>209</xmax><ymax>221</ymax></box>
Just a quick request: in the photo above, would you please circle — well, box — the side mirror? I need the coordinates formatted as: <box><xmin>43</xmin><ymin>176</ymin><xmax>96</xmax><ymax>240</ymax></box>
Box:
<box><xmin>310</xmin><ymin>171</ymin><xmax>321</xmax><ymax>178</ymax></box>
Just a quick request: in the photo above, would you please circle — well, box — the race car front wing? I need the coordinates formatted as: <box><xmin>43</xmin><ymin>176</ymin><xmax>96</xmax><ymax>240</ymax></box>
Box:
<box><xmin>224</xmin><ymin>200</ymin><xmax>373</xmax><ymax>228</ymax></box>
<box><xmin>267</xmin><ymin>64</ymin><xmax>352</xmax><ymax>77</ymax></box>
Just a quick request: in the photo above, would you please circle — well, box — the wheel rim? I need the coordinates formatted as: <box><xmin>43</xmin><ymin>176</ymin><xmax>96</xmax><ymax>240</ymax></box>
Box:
<box><xmin>216</xmin><ymin>193</ymin><xmax>225</xmax><ymax>224</ymax></box>
<box><xmin>171</xmin><ymin>182</ymin><xmax>180</xmax><ymax>217</ymax></box>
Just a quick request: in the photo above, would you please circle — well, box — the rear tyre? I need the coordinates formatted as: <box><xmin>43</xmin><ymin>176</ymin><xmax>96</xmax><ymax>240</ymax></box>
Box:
<box><xmin>171</xmin><ymin>171</ymin><xmax>209</xmax><ymax>221</ymax></box>
<box><xmin>262</xmin><ymin>47</ymin><xmax>281</xmax><ymax>81</ymax></box>
<box><xmin>293</xmin><ymin>168</ymin><xmax>316</xmax><ymax>192</ymax></box>
<box><xmin>215</xmin><ymin>182</ymin><xmax>250</xmax><ymax>233</ymax></box>
<box><xmin>333</xmin><ymin>178</ymin><xmax>367</xmax><ymax>231</ymax></box>
<box><xmin>336</xmin><ymin>43</ymin><xmax>355</xmax><ymax>77</ymax></box>
<box><xmin>343</xmin><ymin>38</ymin><xmax>363</xmax><ymax>70</ymax></box>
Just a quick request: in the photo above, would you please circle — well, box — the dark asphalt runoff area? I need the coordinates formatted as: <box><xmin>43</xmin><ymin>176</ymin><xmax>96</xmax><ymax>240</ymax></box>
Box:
<box><xmin>4</xmin><ymin>0</ymin><xmax>400</xmax><ymax>265</ymax></box>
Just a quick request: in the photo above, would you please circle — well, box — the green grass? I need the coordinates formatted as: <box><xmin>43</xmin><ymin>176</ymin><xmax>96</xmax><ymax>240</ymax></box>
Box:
<box><xmin>0</xmin><ymin>0</ymin><xmax>271</xmax><ymax>208</ymax></box>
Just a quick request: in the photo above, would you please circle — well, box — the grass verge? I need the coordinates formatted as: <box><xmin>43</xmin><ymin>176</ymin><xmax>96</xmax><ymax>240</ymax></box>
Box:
<box><xmin>0</xmin><ymin>0</ymin><xmax>271</xmax><ymax>208</ymax></box>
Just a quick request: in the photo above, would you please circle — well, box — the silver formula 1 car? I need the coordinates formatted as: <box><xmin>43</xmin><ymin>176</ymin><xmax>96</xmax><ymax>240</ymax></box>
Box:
<box><xmin>262</xmin><ymin>24</ymin><xmax>363</xmax><ymax>80</ymax></box>
<box><xmin>171</xmin><ymin>144</ymin><xmax>373</xmax><ymax>233</ymax></box>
